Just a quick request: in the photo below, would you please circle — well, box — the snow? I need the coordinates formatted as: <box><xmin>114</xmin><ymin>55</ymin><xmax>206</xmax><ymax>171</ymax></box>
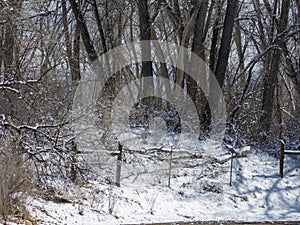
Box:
<box><xmin>6</xmin><ymin>141</ymin><xmax>300</xmax><ymax>224</ymax></box>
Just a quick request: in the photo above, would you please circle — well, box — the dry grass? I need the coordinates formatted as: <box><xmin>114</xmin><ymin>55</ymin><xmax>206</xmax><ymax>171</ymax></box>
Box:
<box><xmin>0</xmin><ymin>137</ymin><xmax>32</xmax><ymax>221</ymax></box>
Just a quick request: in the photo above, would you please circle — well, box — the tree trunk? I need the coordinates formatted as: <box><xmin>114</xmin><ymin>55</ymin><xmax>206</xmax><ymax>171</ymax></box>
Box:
<box><xmin>209</xmin><ymin>1</ymin><xmax>222</xmax><ymax>72</ymax></box>
<box><xmin>138</xmin><ymin>0</ymin><xmax>154</xmax><ymax>128</ymax></box>
<box><xmin>260</xmin><ymin>0</ymin><xmax>290</xmax><ymax>131</ymax></box>
<box><xmin>3</xmin><ymin>0</ymin><xmax>21</xmax><ymax>119</ymax></box>
<box><xmin>138</xmin><ymin>0</ymin><xmax>153</xmax><ymax>91</ymax></box>
<box><xmin>189</xmin><ymin>0</ymin><xmax>209</xmax><ymax>135</ymax></box>
<box><xmin>69</xmin><ymin>0</ymin><xmax>97</xmax><ymax>62</ymax></box>
<box><xmin>3</xmin><ymin>15</ymin><xmax>14</xmax><ymax>77</ymax></box>
<box><xmin>214</xmin><ymin>0</ymin><xmax>239</xmax><ymax>87</ymax></box>
<box><xmin>93</xmin><ymin>0</ymin><xmax>108</xmax><ymax>54</ymax></box>
<box><xmin>0</xmin><ymin>26</ymin><xmax>3</xmax><ymax>74</ymax></box>
<box><xmin>63</xmin><ymin>0</ymin><xmax>82</xmax><ymax>182</ymax></box>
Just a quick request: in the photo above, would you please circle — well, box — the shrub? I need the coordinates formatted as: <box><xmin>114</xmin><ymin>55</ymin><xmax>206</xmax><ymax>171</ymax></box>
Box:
<box><xmin>0</xmin><ymin>137</ymin><xmax>31</xmax><ymax>220</ymax></box>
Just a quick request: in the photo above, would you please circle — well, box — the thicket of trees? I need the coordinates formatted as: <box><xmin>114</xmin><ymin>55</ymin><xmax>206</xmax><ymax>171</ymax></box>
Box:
<box><xmin>0</xmin><ymin>0</ymin><xmax>300</xmax><ymax>185</ymax></box>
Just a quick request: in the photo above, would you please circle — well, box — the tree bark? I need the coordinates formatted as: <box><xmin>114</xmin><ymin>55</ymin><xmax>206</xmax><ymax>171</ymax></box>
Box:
<box><xmin>3</xmin><ymin>13</ymin><xmax>15</xmax><ymax>76</ymax></box>
<box><xmin>137</xmin><ymin>0</ymin><xmax>154</xmax><ymax>129</ymax></box>
<box><xmin>189</xmin><ymin>0</ymin><xmax>209</xmax><ymax>134</ymax></box>
<box><xmin>209</xmin><ymin>2</ymin><xmax>222</xmax><ymax>72</ymax></box>
<box><xmin>138</xmin><ymin>0</ymin><xmax>153</xmax><ymax>89</ymax></box>
<box><xmin>214</xmin><ymin>0</ymin><xmax>239</xmax><ymax>87</ymax></box>
<box><xmin>260</xmin><ymin>0</ymin><xmax>290</xmax><ymax>131</ymax></box>
<box><xmin>92</xmin><ymin>0</ymin><xmax>108</xmax><ymax>54</ymax></box>
<box><xmin>69</xmin><ymin>0</ymin><xmax>97</xmax><ymax>62</ymax></box>
<box><xmin>0</xmin><ymin>26</ymin><xmax>3</xmax><ymax>74</ymax></box>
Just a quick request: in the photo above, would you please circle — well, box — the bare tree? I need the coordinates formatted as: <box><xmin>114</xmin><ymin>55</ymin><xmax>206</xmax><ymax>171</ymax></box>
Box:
<box><xmin>260</xmin><ymin>0</ymin><xmax>290</xmax><ymax>132</ymax></box>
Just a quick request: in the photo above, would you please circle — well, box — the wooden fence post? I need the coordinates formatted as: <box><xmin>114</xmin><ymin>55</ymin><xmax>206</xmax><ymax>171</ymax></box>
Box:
<box><xmin>279</xmin><ymin>140</ymin><xmax>284</xmax><ymax>178</ymax></box>
<box><xmin>168</xmin><ymin>146</ymin><xmax>173</xmax><ymax>188</ymax></box>
<box><xmin>116</xmin><ymin>142</ymin><xmax>123</xmax><ymax>187</ymax></box>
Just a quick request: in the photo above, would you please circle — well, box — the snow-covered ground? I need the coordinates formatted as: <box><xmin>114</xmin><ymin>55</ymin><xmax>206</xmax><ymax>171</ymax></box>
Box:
<box><xmin>8</xmin><ymin>139</ymin><xmax>300</xmax><ymax>225</ymax></box>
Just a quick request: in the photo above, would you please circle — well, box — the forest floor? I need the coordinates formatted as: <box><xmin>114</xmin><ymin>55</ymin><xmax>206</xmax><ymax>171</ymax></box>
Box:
<box><xmin>123</xmin><ymin>222</ymin><xmax>300</xmax><ymax>225</ymax></box>
<box><xmin>3</xmin><ymin>139</ymin><xmax>300</xmax><ymax>225</ymax></box>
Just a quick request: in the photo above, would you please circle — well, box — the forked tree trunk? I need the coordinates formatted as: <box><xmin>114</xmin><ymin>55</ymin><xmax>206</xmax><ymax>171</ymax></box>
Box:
<box><xmin>69</xmin><ymin>0</ymin><xmax>97</xmax><ymax>62</ymax></box>
<box><xmin>260</xmin><ymin>0</ymin><xmax>290</xmax><ymax>132</ymax></box>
